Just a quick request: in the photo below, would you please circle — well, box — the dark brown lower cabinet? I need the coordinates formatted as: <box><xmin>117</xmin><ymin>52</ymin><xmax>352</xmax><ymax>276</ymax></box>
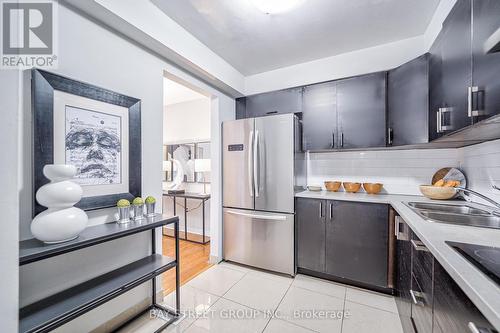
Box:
<box><xmin>296</xmin><ymin>198</ymin><xmax>389</xmax><ymax>290</ymax></box>
<box><xmin>410</xmin><ymin>232</ymin><xmax>434</xmax><ymax>333</ymax></box>
<box><xmin>433</xmin><ymin>261</ymin><xmax>496</xmax><ymax>333</ymax></box>
<box><xmin>325</xmin><ymin>201</ymin><xmax>388</xmax><ymax>288</ymax></box>
<box><xmin>395</xmin><ymin>216</ymin><xmax>414</xmax><ymax>333</ymax></box>
<box><xmin>296</xmin><ymin>198</ymin><xmax>325</xmax><ymax>272</ymax></box>
<box><xmin>395</xmin><ymin>216</ymin><xmax>498</xmax><ymax>333</ymax></box>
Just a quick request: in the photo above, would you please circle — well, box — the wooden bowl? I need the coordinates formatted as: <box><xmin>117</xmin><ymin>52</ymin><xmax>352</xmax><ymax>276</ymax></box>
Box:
<box><xmin>324</xmin><ymin>181</ymin><xmax>341</xmax><ymax>192</ymax></box>
<box><xmin>419</xmin><ymin>185</ymin><xmax>457</xmax><ymax>200</ymax></box>
<box><xmin>363</xmin><ymin>183</ymin><xmax>383</xmax><ymax>194</ymax></box>
<box><xmin>343</xmin><ymin>182</ymin><xmax>361</xmax><ymax>193</ymax></box>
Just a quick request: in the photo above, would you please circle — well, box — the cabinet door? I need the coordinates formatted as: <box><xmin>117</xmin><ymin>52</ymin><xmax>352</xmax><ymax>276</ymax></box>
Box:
<box><xmin>439</xmin><ymin>0</ymin><xmax>473</xmax><ymax>134</ymax></box>
<box><xmin>433</xmin><ymin>261</ymin><xmax>496</xmax><ymax>333</ymax></box>
<box><xmin>337</xmin><ymin>72</ymin><xmax>387</xmax><ymax>148</ymax></box>
<box><xmin>472</xmin><ymin>0</ymin><xmax>500</xmax><ymax>122</ymax></box>
<box><xmin>235</xmin><ymin>97</ymin><xmax>247</xmax><ymax>119</ymax></box>
<box><xmin>388</xmin><ymin>54</ymin><xmax>429</xmax><ymax>146</ymax></box>
<box><xmin>245</xmin><ymin>87</ymin><xmax>303</xmax><ymax>118</ymax></box>
<box><xmin>296</xmin><ymin>198</ymin><xmax>326</xmax><ymax>272</ymax></box>
<box><xmin>394</xmin><ymin>217</ymin><xmax>415</xmax><ymax>333</ymax></box>
<box><xmin>429</xmin><ymin>32</ymin><xmax>445</xmax><ymax>141</ymax></box>
<box><xmin>325</xmin><ymin>201</ymin><xmax>388</xmax><ymax>287</ymax></box>
<box><xmin>302</xmin><ymin>82</ymin><xmax>337</xmax><ymax>150</ymax></box>
<box><xmin>410</xmin><ymin>232</ymin><xmax>434</xmax><ymax>333</ymax></box>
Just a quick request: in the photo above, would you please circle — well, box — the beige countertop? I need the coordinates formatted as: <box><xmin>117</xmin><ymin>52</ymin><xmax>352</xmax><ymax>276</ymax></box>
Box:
<box><xmin>295</xmin><ymin>190</ymin><xmax>500</xmax><ymax>330</ymax></box>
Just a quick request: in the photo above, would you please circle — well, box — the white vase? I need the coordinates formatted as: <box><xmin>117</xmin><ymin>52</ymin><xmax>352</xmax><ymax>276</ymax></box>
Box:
<box><xmin>31</xmin><ymin>165</ymin><xmax>88</xmax><ymax>243</ymax></box>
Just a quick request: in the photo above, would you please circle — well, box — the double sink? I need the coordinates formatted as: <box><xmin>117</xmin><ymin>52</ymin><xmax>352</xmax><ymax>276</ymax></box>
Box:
<box><xmin>406</xmin><ymin>202</ymin><xmax>500</xmax><ymax>230</ymax></box>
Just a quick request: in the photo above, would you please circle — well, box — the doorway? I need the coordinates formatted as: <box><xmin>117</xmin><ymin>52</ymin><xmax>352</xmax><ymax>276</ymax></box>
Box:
<box><xmin>161</xmin><ymin>73</ymin><xmax>213</xmax><ymax>295</ymax></box>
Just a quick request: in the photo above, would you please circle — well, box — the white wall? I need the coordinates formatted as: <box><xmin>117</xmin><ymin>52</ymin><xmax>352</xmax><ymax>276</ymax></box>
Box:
<box><xmin>245</xmin><ymin>36</ymin><xmax>427</xmax><ymax>95</ymax></box>
<box><xmin>13</xmin><ymin>2</ymin><xmax>234</xmax><ymax>331</ymax></box>
<box><xmin>460</xmin><ymin>140</ymin><xmax>500</xmax><ymax>204</ymax></box>
<box><xmin>0</xmin><ymin>70</ymin><xmax>20</xmax><ymax>332</ymax></box>
<box><xmin>163</xmin><ymin>98</ymin><xmax>211</xmax><ymax>144</ymax></box>
<box><xmin>307</xmin><ymin>139</ymin><xmax>500</xmax><ymax>201</ymax></box>
<box><xmin>64</xmin><ymin>0</ymin><xmax>245</xmax><ymax>96</ymax></box>
<box><xmin>307</xmin><ymin>149</ymin><xmax>461</xmax><ymax>196</ymax></box>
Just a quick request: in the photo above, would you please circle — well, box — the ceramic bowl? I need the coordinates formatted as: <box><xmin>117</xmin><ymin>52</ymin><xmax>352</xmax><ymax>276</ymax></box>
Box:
<box><xmin>363</xmin><ymin>183</ymin><xmax>383</xmax><ymax>194</ymax></box>
<box><xmin>419</xmin><ymin>185</ymin><xmax>457</xmax><ymax>200</ymax></box>
<box><xmin>307</xmin><ymin>185</ymin><xmax>322</xmax><ymax>192</ymax></box>
<box><xmin>324</xmin><ymin>181</ymin><xmax>342</xmax><ymax>192</ymax></box>
<box><xmin>343</xmin><ymin>182</ymin><xmax>362</xmax><ymax>193</ymax></box>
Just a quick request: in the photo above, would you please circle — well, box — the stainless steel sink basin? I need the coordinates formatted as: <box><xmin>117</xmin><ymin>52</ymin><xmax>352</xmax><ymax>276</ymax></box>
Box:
<box><xmin>406</xmin><ymin>202</ymin><xmax>491</xmax><ymax>216</ymax></box>
<box><xmin>406</xmin><ymin>201</ymin><xmax>500</xmax><ymax>229</ymax></box>
<box><xmin>419</xmin><ymin>211</ymin><xmax>500</xmax><ymax>229</ymax></box>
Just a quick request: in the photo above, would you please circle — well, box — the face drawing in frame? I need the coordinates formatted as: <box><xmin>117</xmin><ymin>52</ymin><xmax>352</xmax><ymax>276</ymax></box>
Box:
<box><xmin>65</xmin><ymin>106</ymin><xmax>122</xmax><ymax>185</ymax></box>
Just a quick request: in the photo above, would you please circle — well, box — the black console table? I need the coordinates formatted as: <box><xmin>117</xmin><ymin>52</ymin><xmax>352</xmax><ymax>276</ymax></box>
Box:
<box><xmin>163</xmin><ymin>192</ymin><xmax>210</xmax><ymax>245</ymax></box>
<box><xmin>19</xmin><ymin>214</ymin><xmax>180</xmax><ymax>333</ymax></box>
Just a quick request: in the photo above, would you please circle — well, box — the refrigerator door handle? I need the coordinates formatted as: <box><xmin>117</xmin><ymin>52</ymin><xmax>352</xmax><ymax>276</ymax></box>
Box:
<box><xmin>225</xmin><ymin>210</ymin><xmax>287</xmax><ymax>221</ymax></box>
<box><xmin>248</xmin><ymin>130</ymin><xmax>254</xmax><ymax>197</ymax></box>
<box><xmin>254</xmin><ymin>130</ymin><xmax>260</xmax><ymax>197</ymax></box>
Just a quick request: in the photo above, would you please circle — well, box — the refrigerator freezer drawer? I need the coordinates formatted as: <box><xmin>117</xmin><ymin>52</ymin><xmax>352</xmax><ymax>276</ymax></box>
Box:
<box><xmin>223</xmin><ymin>208</ymin><xmax>294</xmax><ymax>276</ymax></box>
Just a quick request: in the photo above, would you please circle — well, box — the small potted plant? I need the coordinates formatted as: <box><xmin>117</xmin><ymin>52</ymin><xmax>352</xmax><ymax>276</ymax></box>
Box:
<box><xmin>117</xmin><ymin>199</ymin><xmax>131</xmax><ymax>224</ymax></box>
<box><xmin>132</xmin><ymin>197</ymin><xmax>144</xmax><ymax>220</ymax></box>
<box><xmin>145</xmin><ymin>196</ymin><xmax>156</xmax><ymax>217</ymax></box>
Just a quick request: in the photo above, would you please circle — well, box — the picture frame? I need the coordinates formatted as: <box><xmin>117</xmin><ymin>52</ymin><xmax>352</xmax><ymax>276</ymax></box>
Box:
<box><xmin>32</xmin><ymin>69</ymin><xmax>141</xmax><ymax>215</ymax></box>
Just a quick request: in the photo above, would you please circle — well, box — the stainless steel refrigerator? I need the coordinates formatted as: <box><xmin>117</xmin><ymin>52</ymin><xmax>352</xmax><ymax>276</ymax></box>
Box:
<box><xmin>222</xmin><ymin>113</ymin><xmax>305</xmax><ymax>275</ymax></box>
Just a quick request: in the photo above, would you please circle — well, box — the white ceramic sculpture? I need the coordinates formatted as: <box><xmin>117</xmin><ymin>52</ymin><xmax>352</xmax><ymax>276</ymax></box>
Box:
<box><xmin>31</xmin><ymin>165</ymin><xmax>88</xmax><ymax>243</ymax></box>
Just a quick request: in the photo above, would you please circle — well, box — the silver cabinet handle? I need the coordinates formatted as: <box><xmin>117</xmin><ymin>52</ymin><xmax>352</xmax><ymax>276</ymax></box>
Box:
<box><xmin>410</xmin><ymin>289</ymin><xmax>425</xmax><ymax>306</ymax></box>
<box><xmin>340</xmin><ymin>132</ymin><xmax>344</xmax><ymax>147</ymax></box>
<box><xmin>387</xmin><ymin>127</ymin><xmax>393</xmax><ymax>145</ymax></box>
<box><xmin>331</xmin><ymin>132</ymin><xmax>335</xmax><ymax>149</ymax></box>
<box><xmin>437</xmin><ymin>109</ymin><xmax>442</xmax><ymax>133</ymax></box>
<box><xmin>468</xmin><ymin>322</ymin><xmax>481</xmax><ymax>333</ymax></box>
<box><xmin>468</xmin><ymin>86</ymin><xmax>485</xmax><ymax>117</ymax></box>
<box><xmin>468</xmin><ymin>86</ymin><xmax>473</xmax><ymax>118</ymax></box>
<box><xmin>394</xmin><ymin>216</ymin><xmax>400</xmax><ymax>237</ymax></box>
<box><xmin>329</xmin><ymin>202</ymin><xmax>333</xmax><ymax>219</ymax></box>
<box><xmin>248</xmin><ymin>130</ymin><xmax>254</xmax><ymax>197</ymax></box>
<box><xmin>253</xmin><ymin>130</ymin><xmax>260</xmax><ymax>197</ymax></box>
<box><xmin>467</xmin><ymin>322</ymin><xmax>496</xmax><ymax>333</ymax></box>
<box><xmin>411</xmin><ymin>239</ymin><xmax>430</xmax><ymax>252</ymax></box>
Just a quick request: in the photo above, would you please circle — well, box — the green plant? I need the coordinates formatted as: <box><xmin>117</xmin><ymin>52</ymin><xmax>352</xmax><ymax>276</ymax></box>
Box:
<box><xmin>145</xmin><ymin>196</ymin><xmax>156</xmax><ymax>204</ymax></box>
<box><xmin>132</xmin><ymin>197</ymin><xmax>144</xmax><ymax>206</ymax></box>
<box><xmin>117</xmin><ymin>199</ymin><xmax>131</xmax><ymax>208</ymax></box>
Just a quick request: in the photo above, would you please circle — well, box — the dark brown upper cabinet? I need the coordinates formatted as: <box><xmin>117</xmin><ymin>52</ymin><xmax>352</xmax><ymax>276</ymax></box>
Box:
<box><xmin>236</xmin><ymin>87</ymin><xmax>302</xmax><ymax>119</ymax></box>
<box><xmin>429</xmin><ymin>0</ymin><xmax>500</xmax><ymax>140</ymax></box>
<box><xmin>336</xmin><ymin>72</ymin><xmax>387</xmax><ymax>149</ymax></box>
<box><xmin>388</xmin><ymin>53</ymin><xmax>430</xmax><ymax>146</ymax></box>
<box><xmin>302</xmin><ymin>82</ymin><xmax>338</xmax><ymax>150</ymax></box>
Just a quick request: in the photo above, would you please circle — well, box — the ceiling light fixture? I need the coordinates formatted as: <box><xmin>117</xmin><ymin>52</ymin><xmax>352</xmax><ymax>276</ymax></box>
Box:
<box><xmin>251</xmin><ymin>0</ymin><xmax>306</xmax><ymax>14</ymax></box>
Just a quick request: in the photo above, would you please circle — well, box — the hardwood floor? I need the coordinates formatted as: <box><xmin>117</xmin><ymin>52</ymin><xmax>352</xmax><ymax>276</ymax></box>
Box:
<box><xmin>161</xmin><ymin>236</ymin><xmax>212</xmax><ymax>295</ymax></box>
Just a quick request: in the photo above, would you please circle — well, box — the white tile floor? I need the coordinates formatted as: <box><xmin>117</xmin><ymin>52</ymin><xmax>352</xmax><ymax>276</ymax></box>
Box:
<box><xmin>118</xmin><ymin>263</ymin><xmax>403</xmax><ymax>333</ymax></box>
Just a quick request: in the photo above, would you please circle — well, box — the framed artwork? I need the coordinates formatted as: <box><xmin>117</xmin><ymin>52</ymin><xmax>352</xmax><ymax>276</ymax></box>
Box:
<box><xmin>32</xmin><ymin>69</ymin><xmax>141</xmax><ymax>215</ymax></box>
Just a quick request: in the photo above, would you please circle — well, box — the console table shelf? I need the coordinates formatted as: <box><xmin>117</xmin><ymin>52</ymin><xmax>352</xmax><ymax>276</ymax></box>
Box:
<box><xmin>19</xmin><ymin>214</ymin><xmax>181</xmax><ymax>333</ymax></box>
<box><xmin>20</xmin><ymin>214</ymin><xmax>177</xmax><ymax>265</ymax></box>
<box><xmin>20</xmin><ymin>254</ymin><xmax>175</xmax><ymax>333</ymax></box>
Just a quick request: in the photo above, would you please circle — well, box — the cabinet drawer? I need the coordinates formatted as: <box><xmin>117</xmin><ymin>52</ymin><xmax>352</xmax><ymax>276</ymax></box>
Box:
<box><xmin>411</xmin><ymin>233</ymin><xmax>433</xmax><ymax>291</ymax></box>
<box><xmin>410</xmin><ymin>275</ymin><xmax>433</xmax><ymax>333</ymax></box>
<box><xmin>433</xmin><ymin>261</ymin><xmax>496</xmax><ymax>333</ymax></box>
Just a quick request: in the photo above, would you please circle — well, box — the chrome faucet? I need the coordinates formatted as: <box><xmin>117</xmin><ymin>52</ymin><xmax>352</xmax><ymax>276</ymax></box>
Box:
<box><xmin>457</xmin><ymin>185</ymin><xmax>500</xmax><ymax>217</ymax></box>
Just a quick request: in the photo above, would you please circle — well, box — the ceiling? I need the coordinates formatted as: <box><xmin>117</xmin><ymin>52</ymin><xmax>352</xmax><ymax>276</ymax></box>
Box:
<box><xmin>164</xmin><ymin>77</ymin><xmax>207</xmax><ymax>106</ymax></box>
<box><xmin>153</xmin><ymin>0</ymin><xmax>440</xmax><ymax>75</ymax></box>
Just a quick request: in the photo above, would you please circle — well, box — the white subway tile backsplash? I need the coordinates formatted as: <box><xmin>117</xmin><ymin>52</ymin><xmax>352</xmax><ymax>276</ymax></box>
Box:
<box><xmin>307</xmin><ymin>139</ymin><xmax>500</xmax><ymax>198</ymax></box>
